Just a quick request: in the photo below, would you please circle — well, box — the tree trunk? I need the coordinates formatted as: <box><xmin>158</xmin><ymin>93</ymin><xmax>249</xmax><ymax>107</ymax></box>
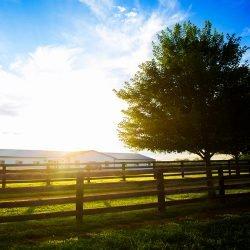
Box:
<box><xmin>234</xmin><ymin>153</ymin><xmax>240</xmax><ymax>176</ymax></box>
<box><xmin>204</xmin><ymin>153</ymin><xmax>215</xmax><ymax>198</ymax></box>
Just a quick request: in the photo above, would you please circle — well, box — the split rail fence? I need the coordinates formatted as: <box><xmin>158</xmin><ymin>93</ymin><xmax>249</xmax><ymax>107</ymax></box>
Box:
<box><xmin>0</xmin><ymin>160</ymin><xmax>249</xmax><ymax>224</ymax></box>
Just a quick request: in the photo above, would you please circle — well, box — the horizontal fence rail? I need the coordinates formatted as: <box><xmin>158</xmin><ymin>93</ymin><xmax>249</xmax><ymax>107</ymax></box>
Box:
<box><xmin>0</xmin><ymin>160</ymin><xmax>249</xmax><ymax>224</ymax></box>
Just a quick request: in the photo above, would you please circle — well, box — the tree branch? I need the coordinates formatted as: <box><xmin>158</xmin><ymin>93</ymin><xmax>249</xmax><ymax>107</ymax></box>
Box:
<box><xmin>194</xmin><ymin>150</ymin><xmax>204</xmax><ymax>159</ymax></box>
<box><xmin>209</xmin><ymin>152</ymin><xmax>215</xmax><ymax>158</ymax></box>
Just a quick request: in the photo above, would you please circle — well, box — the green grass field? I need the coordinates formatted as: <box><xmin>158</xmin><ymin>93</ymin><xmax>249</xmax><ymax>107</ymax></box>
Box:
<box><xmin>0</xmin><ymin>197</ymin><xmax>249</xmax><ymax>249</ymax></box>
<box><xmin>1</xmin><ymin>174</ymin><xmax>250</xmax><ymax>249</ymax></box>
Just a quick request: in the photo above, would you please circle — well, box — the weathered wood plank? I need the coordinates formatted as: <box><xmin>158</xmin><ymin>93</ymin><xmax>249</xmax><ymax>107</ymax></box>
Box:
<box><xmin>165</xmin><ymin>186</ymin><xmax>208</xmax><ymax>195</ymax></box>
<box><xmin>83</xmin><ymin>202</ymin><xmax>158</xmax><ymax>215</ymax></box>
<box><xmin>224</xmin><ymin>183</ymin><xmax>250</xmax><ymax>189</ymax></box>
<box><xmin>0</xmin><ymin>192</ymin><xmax>249</xmax><ymax>224</ymax></box>
<box><xmin>76</xmin><ymin>173</ymin><xmax>84</xmax><ymax>225</ymax></box>
<box><xmin>218</xmin><ymin>167</ymin><xmax>225</xmax><ymax>196</ymax></box>
<box><xmin>156</xmin><ymin>170</ymin><xmax>165</xmax><ymax>213</ymax></box>
<box><xmin>0</xmin><ymin>211</ymin><xmax>75</xmax><ymax>223</ymax></box>
<box><xmin>0</xmin><ymin>197</ymin><xmax>76</xmax><ymax>208</ymax></box>
<box><xmin>0</xmin><ymin>184</ymin><xmax>76</xmax><ymax>194</ymax></box>
<box><xmin>224</xmin><ymin>174</ymin><xmax>250</xmax><ymax>180</ymax></box>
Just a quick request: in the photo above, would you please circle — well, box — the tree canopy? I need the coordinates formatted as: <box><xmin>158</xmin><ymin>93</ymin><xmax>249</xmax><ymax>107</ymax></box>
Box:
<box><xmin>115</xmin><ymin>21</ymin><xmax>250</xmax><ymax>163</ymax></box>
<box><xmin>218</xmin><ymin>68</ymin><xmax>250</xmax><ymax>159</ymax></box>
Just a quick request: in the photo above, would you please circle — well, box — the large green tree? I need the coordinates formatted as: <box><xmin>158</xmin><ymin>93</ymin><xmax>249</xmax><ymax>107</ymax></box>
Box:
<box><xmin>115</xmin><ymin>21</ymin><xmax>249</xmax><ymax>194</ymax></box>
<box><xmin>219</xmin><ymin>65</ymin><xmax>250</xmax><ymax>174</ymax></box>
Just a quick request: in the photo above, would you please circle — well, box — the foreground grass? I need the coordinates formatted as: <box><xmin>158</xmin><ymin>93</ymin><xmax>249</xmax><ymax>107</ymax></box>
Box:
<box><xmin>36</xmin><ymin>214</ymin><xmax>250</xmax><ymax>250</ymax></box>
<box><xmin>1</xmin><ymin>173</ymin><xmax>249</xmax><ymax>249</ymax></box>
<box><xmin>0</xmin><ymin>197</ymin><xmax>249</xmax><ymax>249</ymax></box>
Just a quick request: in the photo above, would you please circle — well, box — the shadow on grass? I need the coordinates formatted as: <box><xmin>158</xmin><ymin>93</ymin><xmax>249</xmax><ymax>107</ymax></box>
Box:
<box><xmin>37</xmin><ymin>214</ymin><xmax>250</xmax><ymax>250</ymax></box>
<box><xmin>25</xmin><ymin>207</ymin><xmax>36</xmax><ymax>215</ymax></box>
<box><xmin>103</xmin><ymin>200</ymin><xmax>112</xmax><ymax>207</ymax></box>
<box><xmin>0</xmin><ymin>197</ymin><xmax>249</xmax><ymax>249</ymax></box>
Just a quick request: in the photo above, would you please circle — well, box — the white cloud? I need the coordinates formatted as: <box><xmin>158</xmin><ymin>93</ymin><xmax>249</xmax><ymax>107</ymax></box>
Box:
<box><xmin>70</xmin><ymin>1</ymin><xmax>188</xmax><ymax>78</ymax></box>
<box><xmin>117</xmin><ymin>6</ymin><xmax>126</xmax><ymax>13</ymax></box>
<box><xmin>0</xmin><ymin>103</ymin><xmax>19</xmax><ymax>116</ymax></box>
<box><xmin>10</xmin><ymin>46</ymin><xmax>81</xmax><ymax>77</ymax></box>
<box><xmin>125</xmin><ymin>11</ymin><xmax>137</xmax><ymax>18</ymax></box>
<box><xmin>241</xmin><ymin>27</ymin><xmax>250</xmax><ymax>37</ymax></box>
<box><xmin>0</xmin><ymin>46</ymin><xmax>125</xmax><ymax>151</ymax></box>
<box><xmin>158</xmin><ymin>0</ymin><xmax>180</xmax><ymax>10</ymax></box>
<box><xmin>78</xmin><ymin>0</ymin><xmax>114</xmax><ymax>19</ymax></box>
<box><xmin>0</xmin><ymin>0</ymin><xmax>189</xmax><ymax>156</ymax></box>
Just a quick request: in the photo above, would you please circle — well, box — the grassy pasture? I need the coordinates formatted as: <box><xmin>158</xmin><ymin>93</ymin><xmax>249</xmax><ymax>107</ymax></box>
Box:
<box><xmin>0</xmin><ymin>168</ymin><xmax>250</xmax><ymax>249</ymax></box>
<box><xmin>0</xmin><ymin>197</ymin><xmax>249</xmax><ymax>249</ymax></box>
<box><xmin>1</xmin><ymin>173</ymin><xmax>249</xmax><ymax>216</ymax></box>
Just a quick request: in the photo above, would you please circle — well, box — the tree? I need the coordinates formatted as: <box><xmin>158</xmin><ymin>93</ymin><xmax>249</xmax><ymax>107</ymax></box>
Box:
<box><xmin>115</xmin><ymin>21</ymin><xmax>249</xmax><ymax>195</ymax></box>
<box><xmin>240</xmin><ymin>153</ymin><xmax>250</xmax><ymax>160</ymax></box>
<box><xmin>219</xmin><ymin>66</ymin><xmax>250</xmax><ymax>174</ymax></box>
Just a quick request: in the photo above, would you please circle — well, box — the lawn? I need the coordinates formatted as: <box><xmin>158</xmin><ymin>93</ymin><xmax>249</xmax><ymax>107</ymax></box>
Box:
<box><xmin>1</xmin><ymin>173</ymin><xmax>249</xmax><ymax>249</ymax></box>
<box><xmin>0</xmin><ymin>197</ymin><xmax>249</xmax><ymax>249</ymax></box>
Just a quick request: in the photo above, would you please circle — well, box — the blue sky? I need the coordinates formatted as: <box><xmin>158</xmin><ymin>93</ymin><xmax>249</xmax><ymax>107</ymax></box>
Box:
<box><xmin>0</xmin><ymin>0</ymin><xmax>249</xmax><ymax>159</ymax></box>
<box><xmin>0</xmin><ymin>0</ymin><xmax>249</xmax><ymax>65</ymax></box>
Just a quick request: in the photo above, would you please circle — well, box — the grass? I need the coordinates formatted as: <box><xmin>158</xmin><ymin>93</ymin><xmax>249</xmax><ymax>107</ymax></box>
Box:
<box><xmin>0</xmin><ymin>173</ymin><xmax>249</xmax><ymax>249</ymax></box>
<box><xmin>0</xmin><ymin>198</ymin><xmax>249</xmax><ymax>249</ymax></box>
<box><xmin>37</xmin><ymin>215</ymin><xmax>250</xmax><ymax>250</ymax></box>
<box><xmin>0</xmin><ymin>174</ymin><xmax>249</xmax><ymax>217</ymax></box>
<box><xmin>4</xmin><ymin>173</ymin><xmax>209</xmax><ymax>188</ymax></box>
<box><xmin>0</xmin><ymin>192</ymin><xmax>211</xmax><ymax>217</ymax></box>
<box><xmin>0</xmin><ymin>178</ymin><xmax>248</xmax><ymax>203</ymax></box>
<box><xmin>0</xmin><ymin>175</ymin><xmax>201</xmax><ymax>201</ymax></box>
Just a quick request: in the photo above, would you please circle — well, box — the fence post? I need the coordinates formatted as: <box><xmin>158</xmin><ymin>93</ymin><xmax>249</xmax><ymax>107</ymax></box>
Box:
<box><xmin>235</xmin><ymin>156</ymin><xmax>240</xmax><ymax>176</ymax></box>
<box><xmin>205</xmin><ymin>159</ymin><xmax>215</xmax><ymax>198</ymax></box>
<box><xmin>181</xmin><ymin>161</ymin><xmax>184</xmax><ymax>178</ymax></box>
<box><xmin>228</xmin><ymin>160</ymin><xmax>231</xmax><ymax>176</ymax></box>
<box><xmin>218</xmin><ymin>166</ymin><xmax>225</xmax><ymax>196</ymax></box>
<box><xmin>76</xmin><ymin>172</ymin><xmax>84</xmax><ymax>226</ymax></box>
<box><xmin>156</xmin><ymin>169</ymin><xmax>165</xmax><ymax>213</ymax></box>
<box><xmin>105</xmin><ymin>162</ymin><xmax>109</xmax><ymax>168</ymax></box>
<box><xmin>153</xmin><ymin>162</ymin><xmax>156</xmax><ymax>179</ymax></box>
<box><xmin>87</xmin><ymin>168</ymin><xmax>91</xmax><ymax>183</ymax></box>
<box><xmin>46</xmin><ymin>164</ymin><xmax>51</xmax><ymax>186</ymax></box>
<box><xmin>122</xmin><ymin>163</ymin><xmax>126</xmax><ymax>181</ymax></box>
<box><xmin>1</xmin><ymin>165</ymin><xmax>6</xmax><ymax>189</ymax></box>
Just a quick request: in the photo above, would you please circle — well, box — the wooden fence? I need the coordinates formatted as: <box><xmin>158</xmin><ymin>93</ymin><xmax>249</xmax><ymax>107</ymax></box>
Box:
<box><xmin>1</xmin><ymin>159</ymin><xmax>250</xmax><ymax>187</ymax></box>
<box><xmin>0</xmin><ymin>160</ymin><xmax>249</xmax><ymax>225</ymax></box>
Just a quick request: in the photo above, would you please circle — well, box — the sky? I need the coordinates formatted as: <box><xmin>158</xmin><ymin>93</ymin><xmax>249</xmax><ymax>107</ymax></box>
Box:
<box><xmin>0</xmin><ymin>0</ymin><xmax>249</xmax><ymax>160</ymax></box>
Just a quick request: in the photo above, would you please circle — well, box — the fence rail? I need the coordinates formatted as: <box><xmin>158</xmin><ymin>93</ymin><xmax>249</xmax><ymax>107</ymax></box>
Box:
<box><xmin>0</xmin><ymin>160</ymin><xmax>250</xmax><ymax>224</ymax></box>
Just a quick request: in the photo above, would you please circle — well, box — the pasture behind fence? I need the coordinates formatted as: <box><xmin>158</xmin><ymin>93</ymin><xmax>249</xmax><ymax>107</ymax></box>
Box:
<box><xmin>1</xmin><ymin>160</ymin><xmax>250</xmax><ymax>188</ymax></box>
<box><xmin>0</xmin><ymin>160</ymin><xmax>250</xmax><ymax>224</ymax></box>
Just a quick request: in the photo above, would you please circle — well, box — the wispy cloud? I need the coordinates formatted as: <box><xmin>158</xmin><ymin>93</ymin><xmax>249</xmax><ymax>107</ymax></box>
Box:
<box><xmin>0</xmin><ymin>103</ymin><xmax>19</xmax><ymax>116</ymax></box>
<box><xmin>73</xmin><ymin>0</ymin><xmax>189</xmax><ymax>79</ymax></box>
<box><xmin>0</xmin><ymin>0</ymin><xmax>189</xmax><ymax>151</ymax></box>
<box><xmin>241</xmin><ymin>27</ymin><xmax>250</xmax><ymax>37</ymax></box>
<box><xmin>158</xmin><ymin>0</ymin><xmax>180</xmax><ymax>10</ymax></box>
<box><xmin>78</xmin><ymin>0</ymin><xmax>114</xmax><ymax>19</ymax></box>
<box><xmin>117</xmin><ymin>5</ymin><xmax>126</xmax><ymax>13</ymax></box>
